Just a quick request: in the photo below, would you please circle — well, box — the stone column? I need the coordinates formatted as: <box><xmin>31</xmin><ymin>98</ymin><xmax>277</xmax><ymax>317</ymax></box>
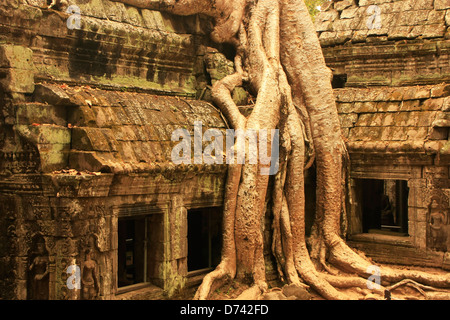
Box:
<box><xmin>165</xmin><ymin>194</ymin><xmax>187</xmax><ymax>296</ymax></box>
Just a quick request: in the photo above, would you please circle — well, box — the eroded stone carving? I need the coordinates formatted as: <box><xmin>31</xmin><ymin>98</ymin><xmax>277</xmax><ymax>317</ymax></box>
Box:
<box><xmin>428</xmin><ymin>196</ymin><xmax>448</xmax><ymax>252</ymax></box>
<box><xmin>28</xmin><ymin>237</ymin><xmax>49</xmax><ymax>300</ymax></box>
<box><xmin>81</xmin><ymin>249</ymin><xmax>99</xmax><ymax>300</ymax></box>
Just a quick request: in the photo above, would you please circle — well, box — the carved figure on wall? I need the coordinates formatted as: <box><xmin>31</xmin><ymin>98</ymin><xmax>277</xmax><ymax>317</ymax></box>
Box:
<box><xmin>81</xmin><ymin>249</ymin><xmax>99</xmax><ymax>300</ymax></box>
<box><xmin>428</xmin><ymin>197</ymin><xmax>448</xmax><ymax>251</ymax></box>
<box><xmin>28</xmin><ymin>237</ymin><xmax>49</xmax><ymax>300</ymax></box>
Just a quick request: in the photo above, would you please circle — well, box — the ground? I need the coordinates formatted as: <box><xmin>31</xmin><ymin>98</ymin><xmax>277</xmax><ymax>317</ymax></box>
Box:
<box><xmin>170</xmin><ymin>263</ymin><xmax>450</xmax><ymax>300</ymax></box>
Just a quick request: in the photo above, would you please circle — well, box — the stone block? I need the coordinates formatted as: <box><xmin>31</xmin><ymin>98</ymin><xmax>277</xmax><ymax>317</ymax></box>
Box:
<box><xmin>94</xmin><ymin>107</ymin><xmax>122</xmax><ymax>128</ymax></box>
<box><xmin>316</xmin><ymin>19</ymin><xmax>333</xmax><ymax>32</ymax></box>
<box><xmin>317</xmin><ymin>9</ymin><xmax>340</xmax><ymax>22</ymax></box>
<box><xmin>408</xmin><ymin>186</ymin><xmax>431</xmax><ymax>208</ymax></box>
<box><xmin>171</xmin><ymin>237</ymin><xmax>187</xmax><ymax>261</ymax></box>
<box><xmin>422</xmin><ymin>24</ymin><xmax>447</xmax><ymax>38</ymax></box>
<box><xmin>396</xmin><ymin>10</ymin><xmax>429</xmax><ymax>27</ymax></box>
<box><xmin>76</xmin><ymin>0</ymin><xmax>108</xmax><ymax>19</ymax></box>
<box><xmin>281</xmin><ymin>284</ymin><xmax>311</xmax><ymax>300</ymax></box>
<box><xmin>435</xmin><ymin>0</ymin><xmax>450</xmax><ymax>10</ymax></box>
<box><xmin>421</xmin><ymin>97</ymin><xmax>446</xmax><ymax>111</ymax></box>
<box><xmin>388</xmin><ymin>26</ymin><xmax>413</xmax><ymax>40</ymax></box>
<box><xmin>415</xmin><ymin>221</ymin><xmax>427</xmax><ymax>249</ymax></box>
<box><xmin>341</xmin><ymin>7</ymin><xmax>359</xmax><ymax>19</ymax></box>
<box><xmin>337</xmin><ymin>102</ymin><xmax>355</xmax><ymax>114</ymax></box>
<box><xmin>33</xmin><ymin>84</ymin><xmax>73</xmax><ymax>107</ymax></box>
<box><xmin>0</xmin><ymin>68</ymin><xmax>34</xmax><ymax>94</ymax></box>
<box><xmin>412</xmin><ymin>0</ymin><xmax>435</xmax><ymax>10</ymax></box>
<box><xmin>0</xmin><ymin>44</ymin><xmax>33</xmax><ymax>69</ymax></box>
<box><xmin>18</xmin><ymin>124</ymin><xmax>71</xmax><ymax>145</ymax></box>
<box><xmin>414</xmin><ymin>87</ymin><xmax>432</xmax><ymax>100</ymax></box>
<box><xmin>335</xmin><ymin>0</ymin><xmax>354</xmax><ymax>12</ymax></box>
<box><xmin>124</xmin><ymin>5</ymin><xmax>145</xmax><ymax>27</ymax></box>
<box><xmin>355</xmin><ymin>113</ymin><xmax>373</xmax><ymax>127</ymax></box>
<box><xmin>427</xmin><ymin>10</ymin><xmax>446</xmax><ymax>24</ymax></box>
<box><xmin>69</xmin><ymin>105</ymin><xmax>98</xmax><ymax>127</ymax></box>
<box><xmin>423</xmin><ymin>166</ymin><xmax>449</xmax><ymax>179</ymax></box>
<box><xmin>379</xmin><ymin>126</ymin><xmax>407</xmax><ymax>141</ymax></box>
<box><xmin>349</xmin><ymin>126</ymin><xmax>382</xmax><ymax>141</ymax></box>
<box><xmin>117</xmin><ymin>141</ymin><xmax>138</xmax><ymax>163</ymax></box>
<box><xmin>431</xmin><ymin>84</ymin><xmax>450</xmax><ymax>97</ymax></box>
<box><xmin>83</xmin><ymin>128</ymin><xmax>116</xmax><ymax>153</ymax></box>
<box><xmin>339</xmin><ymin>113</ymin><xmax>358</xmax><ymax>127</ymax></box>
<box><xmin>408</xmin><ymin>220</ymin><xmax>416</xmax><ymax>238</ymax></box>
<box><xmin>354</xmin><ymin>101</ymin><xmax>379</xmax><ymax>113</ymax></box>
<box><xmin>443</xmin><ymin>252</ymin><xmax>450</xmax><ymax>270</ymax></box>
<box><xmin>408</xmin><ymin>25</ymin><xmax>426</xmax><ymax>38</ymax></box>
<box><xmin>446</xmin><ymin>10</ymin><xmax>450</xmax><ymax>25</ymax></box>
<box><xmin>141</xmin><ymin>9</ymin><xmax>167</xmax><ymax>31</ymax></box>
<box><xmin>319</xmin><ymin>31</ymin><xmax>337</xmax><ymax>46</ymax></box>
<box><xmin>352</xmin><ymin>30</ymin><xmax>369</xmax><ymax>42</ymax></box>
<box><xmin>38</xmin><ymin>142</ymin><xmax>70</xmax><ymax>172</ymax></box>
<box><xmin>101</xmin><ymin>0</ymin><xmax>128</xmax><ymax>23</ymax></box>
<box><xmin>177</xmin><ymin>257</ymin><xmax>187</xmax><ymax>277</ymax></box>
<box><xmin>428</xmin><ymin>127</ymin><xmax>448</xmax><ymax>140</ymax></box>
<box><xmin>335</xmin><ymin>30</ymin><xmax>354</xmax><ymax>44</ymax></box>
<box><xmin>408</xmin><ymin>178</ymin><xmax>428</xmax><ymax>189</ymax></box>
<box><xmin>16</xmin><ymin>103</ymin><xmax>67</xmax><ymax>126</ymax></box>
<box><xmin>333</xmin><ymin>18</ymin><xmax>358</xmax><ymax>32</ymax></box>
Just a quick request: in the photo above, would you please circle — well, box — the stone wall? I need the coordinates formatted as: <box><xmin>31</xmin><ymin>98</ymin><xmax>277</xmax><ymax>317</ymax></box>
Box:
<box><xmin>0</xmin><ymin>0</ymin><xmax>235</xmax><ymax>299</ymax></box>
<box><xmin>317</xmin><ymin>0</ymin><xmax>450</xmax><ymax>269</ymax></box>
<box><xmin>316</xmin><ymin>0</ymin><xmax>450</xmax><ymax>86</ymax></box>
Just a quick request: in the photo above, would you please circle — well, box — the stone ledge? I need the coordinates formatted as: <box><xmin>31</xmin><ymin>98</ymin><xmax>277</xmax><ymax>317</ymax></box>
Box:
<box><xmin>348</xmin><ymin>238</ymin><xmax>446</xmax><ymax>268</ymax></box>
<box><xmin>0</xmin><ymin>2</ymin><xmax>212</xmax><ymax>95</ymax></box>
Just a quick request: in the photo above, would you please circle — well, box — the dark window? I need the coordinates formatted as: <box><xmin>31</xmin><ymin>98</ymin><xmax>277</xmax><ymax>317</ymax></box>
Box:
<box><xmin>360</xmin><ymin>179</ymin><xmax>409</xmax><ymax>235</ymax></box>
<box><xmin>187</xmin><ymin>207</ymin><xmax>222</xmax><ymax>272</ymax></box>
<box><xmin>118</xmin><ymin>217</ymin><xmax>147</xmax><ymax>287</ymax></box>
<box><xmin>332</xmin><ymin>74</ymin><xmax>348</xmax><ymax>89</ymax></box>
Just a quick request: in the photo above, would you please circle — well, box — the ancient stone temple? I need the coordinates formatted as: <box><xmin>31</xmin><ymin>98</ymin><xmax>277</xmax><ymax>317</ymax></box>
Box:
<box><xmin>0</xmin><ymin>0</ymin><xmax>240</xmax><ymax>299</ymax></box>
<box><xmin>315</xmin><ymin>0</ymin><xmax>450</xmax><ymax>268</ymax></box>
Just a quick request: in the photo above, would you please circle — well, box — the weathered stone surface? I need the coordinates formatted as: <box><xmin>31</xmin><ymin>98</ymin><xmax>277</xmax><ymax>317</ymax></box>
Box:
<box><xmin>336</xmin><ymin>85</ymin><xmax>449</xmax><ymax>156</ymax></box>
<box><xmin>435</xmin><ymin>0</ymin><xmax>450</xmax><ymax>10</ymax></box>
<box><xmin>316</xmin><ymin>0</ymin><xmax>450</xmax><ymax>91</ymax></box>
<box><xmin>0</xmin><ymin>45</ymin><xmax>35</xmax><ymax>93</ymax></box>
<box><xmin>261</xmin><ymin>290</ymin><xmax>288</xmax><ymax>300</ymax></box>
<box><xmin>33</xmin><ymin>84</ymin><xmax>73</xmax><ymax>106</ymax></box>
<box><xmin>0</xmin><ymin>2</ymin><xmax>216</xmax><ymax>96</ymax></box>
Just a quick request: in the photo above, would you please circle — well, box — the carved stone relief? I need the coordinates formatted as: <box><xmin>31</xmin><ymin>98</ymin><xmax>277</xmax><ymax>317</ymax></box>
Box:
<box><xmin>27</xmin><ymin>236</ymin><xmax>49</xmax><ymax>300</ymax></box>
<box><xmin>427</xmin><ymin>196</ymin><xmax>448</xmax><ymax>252</ymax></box>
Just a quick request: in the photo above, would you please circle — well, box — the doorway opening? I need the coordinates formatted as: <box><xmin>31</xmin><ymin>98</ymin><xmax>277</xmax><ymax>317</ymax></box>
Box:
<box><xmin>187</xmin><ymin>207</ymin><xmax>222</xmax><ymax>272</ymax></box>
<box><xmin>118</xmin><ymin>217</ymin><xmax>147</xmax><ymax>288</ymax></box>
<box><xmin>359</xmin><ymin>179</ymin><xmax>409</xmax><ymax>236</ymax></box>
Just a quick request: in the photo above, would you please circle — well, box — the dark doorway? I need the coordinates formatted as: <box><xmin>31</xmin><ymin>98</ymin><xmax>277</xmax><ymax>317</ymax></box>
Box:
<box><xmin>187</xmin><ymin>207</ymin><xmax>222</xmax><ymax>272</ymax></box>
<box><xmin>360</xmin><ymin>179</ymin><xmax>409</xmax><ymax>235</ymax></box>
<box><xmin>118</xmin><ymin>217</ymin><xmax>146</xmax><ymax>287</ymax></box>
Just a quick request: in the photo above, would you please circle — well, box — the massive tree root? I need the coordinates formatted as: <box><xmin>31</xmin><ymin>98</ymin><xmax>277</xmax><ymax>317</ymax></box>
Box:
<box><xmin>113</xmin><ymin>0</ymin><xmax>450</xmax><ymax>300</ymax></box>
